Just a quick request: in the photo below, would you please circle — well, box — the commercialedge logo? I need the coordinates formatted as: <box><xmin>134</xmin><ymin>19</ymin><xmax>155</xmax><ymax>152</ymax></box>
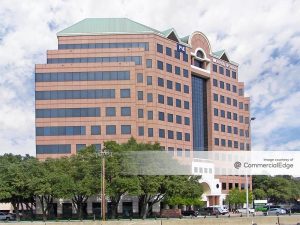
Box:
<box><xmin>234</xmin><ymin>161</ymin><xmax>294</xmax><ymax>170</ymax></box>
<box><xmin>244</xmin><ymin>162</ymin><xmax>294</xmax><ymax>169</ymax></box>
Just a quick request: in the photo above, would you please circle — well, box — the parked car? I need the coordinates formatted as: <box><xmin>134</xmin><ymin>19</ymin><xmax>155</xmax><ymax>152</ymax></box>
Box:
<box><xmin>199</xmin><ymin>207</ymin><xmax>216</xmax><ymax>216</ymax></box>
<box><xmin>264</xmin><ymin>208</ymin><xmax>287</xmax><ymax>216</ymax></box>
<box><xmin>181</xmin><ymin>210</ymin><xmax>199</xmax><ymax>217</ymax></box>
<box><xmin>213</xmin><ymin>206</ymin><xmax>229</xmax><ymax>215</ymax></box>
<box><xmin>237</xmin><ymin>208</ymin><xmax>255</xmax><ymax>214</ymax></box>
<box><xmin>290</xmin><ymin>205</ymin><xmax>300</xmax><ymax>213</ymax></box>
<box><xmin>0</xmin><ymin>212</ymin><xmax>15</xmax><ymax>221</ymax></box>
<box><xmin>262</xmin><ymin>205</ymin><xmax>281</xmax><ymax>212</ymax></box>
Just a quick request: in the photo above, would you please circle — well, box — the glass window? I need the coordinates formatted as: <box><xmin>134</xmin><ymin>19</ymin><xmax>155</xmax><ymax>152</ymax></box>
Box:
<box><xmin>234</xmin><ymin>127</ymin><xmax>238</xmax><ymax>135</ymax></box>
<box><xmin>213</xmin><ymin>93</ymin><xmax>218</xmax><ymax>102</ymax></box>
<box><xmin>184</xmin><ymin>117</ymin><xmax>190</xmax><ymax>125</ymax></box>
<box><xmin>232</xmin><ymin>71</ymin><xmax>237</xmax><ymax>79</ymax></box>
<box><xmin>214</xmin><ymin>123</ymin><xmax>219</xmax><ymax>131</ymax></box>
<box><xmin>106</xmin><ymin>107</ymin><xmax>116</xmax><ymax>116</ymax></box>
<box><xmin>228</xmin><ymin>140</ymin><xmax>232</xmax><ymax>147</ymax></box>
<box><xmin>239</xmin><ymin>115</ymin><xmax>244</xmax><ymax>123</ymax></box>
<box><xmin>120</xmin><ymin>89</ymin><xmax>130</xmax><ymax>98</ymax></box>
<box><xmin>137</xmin><ymin>73</ymin><xmax>143</xmax><ymax>83</ymax></box>
<box><xmin>184</xmin><ymin>101</ymin><xmax>189</xmax><ymax>109</ymax></box>
<box><xmin>138</xmin><ymin>109</ymin><xmax>144</xmax><ymax>118</ymax></box>
<box><xmin>175</xmin><ymin>83</ymin><xmax>181</xmax><ymax>92</ymax></box>
<box><xmin>176</xmin><ymin>115</ymin><xmax>182</xmax><ymax>124</ymax></box>
<box><xmin>232</xmin><ymin>85</ymin><xmax>237</xmax><ymax>93</ymax></box>
<box><xmin>240</xmin><ymin>129</ymin><xmax>244</xmax><ymax>136</ymax></box>
<box><xmin>138</xmin><ymin>126</ymin><xmax>145</xmax><ymax>136</ymax></box>
<box><xmin>227</xmin><ymin>111</ymin><xmax>232</xmax><ymax>119</ymax></box>
<box><xmin>175</xmin><ymin>66</ymin><xmax>181</xmax><ymax>75</ymax></box>
<box><xmin>137</xmin><ymin>91</ymin><xmax>143</xmax><ymax>100</ymax></box>
<box><xmin>183</xmin><ymin>69</ymin><xmax>189</xmax><ymax>78</ymax></box>
<box><xmin>121</xmin><ymin>125</ymin><xmax>131</xmax><ymax>134</ymax></box>
<box><xmin>184</xmin><ymin>85</ymin><xmax>189</xmax><ymax>94</ymax></box>
<box><xmin>157</xmin><ymin>43</ymin><xmax>163</xmax><ymax>53</ymax></box>
<box><xmin>147</xmin><ymin>93</ymin><xmax>153</xmax><ymax>102</ymax></box>
<box><xmin>166</xmin><ymin>47</ymin><xmax>172</xmax><ymax>56</ymax></box>
<box><xmin>168</xmin><ymin>130</ymin><xmax>174</xmax><ymax>139</ymax></box>
<box><xmin>233</xmin><ymin>113</ymin><xmax>238</xmax><ymax>121</ymax></box>
<box><xmin>239</xmin><ymin>88</ymin><xmax>244</xmax><ymax>96</ymax></box>
<box><xmin>220</xmin><ymin>110</ymin><xmax>225</xmax><ymax>118</ymax></box>
<box><xmin>157</xmin><ymin>60</ymin><xmax>163</xmax><ymax>70</ymax></box>
<box><xmin>147</xmin><ymin>76</ymin><xmax>152</xmax><ymax>85</ymax></box>
<box><xmin>227</xmin><ymin>126</ymin><xmax>232</xmax><ymax>133</ymax></box>
<box><xmin>183</xmin><ymin>53</ymin><xmax>188</xmax><ymax>62</ymax></box>
<box><xmin>166</xmin><ymin>63</ymin><xmax>172</xmax><ymax>73</ymax></box>
<box><xmin>220</xmin><ymin>95</ymin><xmax>225</xmax><ymax>103</ymax></box>
<box><xmin>121</xmin><ymin>107</ymin><xmax>131</xmax><ymax>116</ymax></box>
<box><xmin>219</xmin><ymin>66</ymin><xmax>224</xmax><ymax>74</ymax></box>
<box><xmin>221</xmin><ymin>124</ymin><xmax>226</xmax><ymax>132</ymax></box>
<box><xmin>214</xmin><ymin>138</ymin><xmax>219</xmax><ymax>146</ymax></box>
<box><xmin>213</xmin><ymin>79</ymin><xmax>218</xmax><ymax>87</ymax></box>
<box><xmin>240</xmin><ymin>143</ymin><xmax>245</xmax><ymax>150</ymax></box>
<box><xmin>227</xmin><ymin>97</ymin><xmax>231</xmax><ymax>105</ymax></box>
<box><xmin>159</xmin><ymin>129</ymin><xmax>165</xmax><ymax>138</ymax></box>
<box><xmin>167</xmin><ymin>97</ymin><xmax>173</xmax><ymax>106</ymax></box>
<box><xmin>158</xmin><ymin>77</ymin><xmax>164</xmax><ymax>87</ymax></box>
<box><xmin>233</xmin><ymin>99</ymin><xmax>238</xmax><ymax>107</ymax></box>
<box><xmin>245</xmin><ymin>104</ymin><xmax>249</xmax><ymax>111</ymax></box>
<box><xmin>226</xmin><ymin>83</ymin><xmax>231</xmax><ymax>91</ymax></box>
<box><xmin>176</xmin><ymin>99</ymin><xmax>181</xmax><ymax>108</ymax></box>
<box><xmin>234</xmin><ymin>141</ymin><xmax>239</xmax><ymax>149</ymax></box>
<box><xmin>220</xmin><ymin>81</ymin><xmax>224</xmax><ymax>89</ymax></box>
<box><xmin>226</xmin><ymin>69</ymin><xmax>230</xmax><ymax>77</ymax></box>
<box><xmin>148</xmin><ymin>128</ymin><xmax>154</xmax><ymax>137</ymax></box>
<box><xmin>76</xmin><ymin>144</ymin><xmax>86</xmax><ymax>152</ymax></box>
<box><xmin>147</xmin><ymin>110</ymin><xmax>153</xmax><ymax>120</ymax></box>
<box><xmin>106</xmin><ymin>125</ymin><xmax>116</xmax><ymax>135</ymax></box>
<box><xmin>174</xmin><ymin>50</ymin><xmax>180</xmax><ymax>59</ymax></box>
<box><xmin>146</xmin><ymin>59</ymin><xmax>152</xmax><ymax>68</ymax></box>
<box><xmin>214</xmin><ymin>108</ymin><xmax>218</xmax><ymax>116</ymax></box>
<box><xmin>213</xmin><ymin>64</ymin><xmax>217</xmax><ymax>72</ymax></box>
<box><xmin>185</xmin><ymin>133</ymin><xmax>190</xmax><ymax>141</ymax></box>
<box><xmin>158</xmin><ymin>94</ymin><xmax>164</xmax><ymax>104</ymax></box>
<box><xmin>177</xmin><ymin>132</ymin><xmax>182</xmax><ymax>140</ymax></box>
<box><xmin>221</xmin><ymin>139</ymin><xmax>226</xmax><ymax>147</ymax></box>
<box><xmin>167</xmin><ymin>80</ymin><xmax>173</xmax><ymax>89</ymax></box>
<box><xmin>158</xmin><ymin>111</ymin><xmax>165</xmax><ymax>121</ymax></box>
<box><xmin>91</xmin><ymin>125</ymin><xmax>101</xmax><ymax>135</ymax></box>
<box><xmin>167</xmin><ymin>113</ymin><xmax>173</xmax><ymax>122</ymax></box>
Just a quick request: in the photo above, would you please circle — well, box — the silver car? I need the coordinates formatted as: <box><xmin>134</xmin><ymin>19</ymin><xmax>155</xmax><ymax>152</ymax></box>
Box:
<box><xmin>0</xmin><ymin>212</ymin><xmax>15</xmax><ymax>221</ymax></box>
<box><xmin>264</xmin><ymin>208</ymin><xmax>286</xmax><ymax>216</ymax></box>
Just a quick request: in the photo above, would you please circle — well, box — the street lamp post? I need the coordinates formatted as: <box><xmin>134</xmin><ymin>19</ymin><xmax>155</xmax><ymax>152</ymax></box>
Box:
<box><xmin>246</xmin><ymin>117</ymin><xmax>256</xmax><ymax>218</ymax></box>
<box><xmin>97</xmin><ymin>149</ymin><xmax>112</xmax><ymax>221</ymax></box>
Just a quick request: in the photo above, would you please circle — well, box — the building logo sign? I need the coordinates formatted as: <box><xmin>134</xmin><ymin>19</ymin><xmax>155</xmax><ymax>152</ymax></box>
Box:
<box><xmin>212</xmin><ymin>58</ymin><xmax>237</xmax><ymax>70</ymax></box>
<box><xmin>177</xmin><ymin>44</ymin><xmax>186</xmax><ymax>53</ymax></box>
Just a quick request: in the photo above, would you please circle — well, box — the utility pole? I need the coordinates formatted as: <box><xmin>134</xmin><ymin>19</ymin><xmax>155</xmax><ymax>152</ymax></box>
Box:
<box><xmin>97</xmin><ymin>149</ymin><xmax>112</xmax><ymax>222</ymax></box>
<box><xmin>246</xmin><ymin>117</ymin><xmax>256</xmax><ymax>218</ymax></box>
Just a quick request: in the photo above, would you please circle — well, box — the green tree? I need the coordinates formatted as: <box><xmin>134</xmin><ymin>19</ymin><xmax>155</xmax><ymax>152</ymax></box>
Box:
<box><xmin>0</xmin><ymin>154</ymin><xmax>36</xmax><ymax>221</ymax></box>
<box><xmin>253</xmin><ymin>175</ymin><xmax>300</xmax><ymax>203</ymax></box>
<box><xmin>61</xmin><ymin>146</ymin><xmax>102</xmax><ymax>220</ymax></box>
<box><xmin>225</xmin><ymin>189</ymin><xmax>253</xmax><ymax>209</ymax></box>
<box><xmin>28</xmin><ymin>158</ymin><xmax>71</xmax><ymax>221</ymax></box>
<box><xmin>104</xmin><ymin>139</ymin><xmax>141</xmax><ymax>219</ymax></box>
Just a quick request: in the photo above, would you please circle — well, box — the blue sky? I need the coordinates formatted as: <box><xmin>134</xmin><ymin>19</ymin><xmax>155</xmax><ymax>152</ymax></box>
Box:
<box><xmin>0</xmin><ymin>0</ymin><xmax>299</xmax><ymax>155</ymax></box>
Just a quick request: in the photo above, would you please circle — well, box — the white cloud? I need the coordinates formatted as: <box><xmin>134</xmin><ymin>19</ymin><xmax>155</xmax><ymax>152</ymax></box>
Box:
<box><xmin>0</xmin><ymin>0</ymin><xmax>299</xmax><ymax>155</ymax></box>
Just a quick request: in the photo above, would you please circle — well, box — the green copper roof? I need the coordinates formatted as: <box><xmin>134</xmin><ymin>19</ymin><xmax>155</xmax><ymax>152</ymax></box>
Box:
<box><xmin>180</xmin><ymin>35</ymin><xmax>190</xmax><ymax>44</ymax></box>
<box><xmin>57</xmin><ymin>18</ymin><xmax>162</xmax><ymax>36</ymax></box>
<box><xmin>212</xmin><ymin>50</ymin><xmax>226</xmax><ymax>58</ymax></box>
<box><xmin>57</xmin><ymin>18</ymin><xmax>189</xmax><ymax>46</ymax></box>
